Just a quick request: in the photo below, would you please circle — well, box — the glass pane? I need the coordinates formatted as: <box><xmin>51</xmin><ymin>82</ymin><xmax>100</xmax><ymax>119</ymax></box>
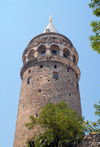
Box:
<box><xmin>41</xmin><ymin>51</ymin><xmax>46</xmax><ymax>55</ymax></box>
<box><xmin>52</xmin><ymin>50</ymin><xmax>56</xmax><ymax>55</ymax></box>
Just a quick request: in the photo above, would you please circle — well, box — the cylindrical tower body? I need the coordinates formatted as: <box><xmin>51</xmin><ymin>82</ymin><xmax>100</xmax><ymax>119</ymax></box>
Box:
<box><xmin>13</xmin><ymin>30</ymin><xmax>81</xmax><ymax>147</ymax></box>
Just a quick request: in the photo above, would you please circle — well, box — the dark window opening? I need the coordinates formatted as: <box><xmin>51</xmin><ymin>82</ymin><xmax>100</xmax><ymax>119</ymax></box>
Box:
<box><xmin>48</xmin><ymin>80</ymin><xmax>50</xmax><ymax>81</ymax></box>
<box><xmin>41</xmin><ymin>51</ymin><xmax>46</xmax><ymax>55</ymax></box>
<box><xmin>69</xmin><ymin>93</ymin><xmax>71</xmax><ymax>96</ymax></box>
<box><xmin>39</xmin><ymin>89</ymin><xmax>41</xmax><ymax>92</ymax></box>
<box><xmin>52</xmin><ymin>50</ymin><xmax>57</xmax><ymax>55</ymax></box>
<box><xmin>40</xmin><ymin>65</ymin><xmax>43</xmax><ymax>68</ymax></box>
<box><xmin>68</xmin><ymin>80</ymin><xmax>70</xmax><ymax>82</ymax></box>
<box><xmin>46</xmin><ymin>29</ymin><xmax>50</xmax><ymax>32</ymax></box>
<box><xmin>63</xmin><ymin>53</ymin><xmax>66</xmax><ymax>58</ymax></box>
<box><xmin>28</xmin><ymin>69</ymin><xmax>31</xmax><ymax>73</ymax></box>
<box><xmin>54</xmin><ymin>65</ymin><xmax>57</xmax><ymax>68</ymax></box>
<box><xmin>67</xmin><ymin>68</ymin><xmax>69</xmax><ymax>72</ymax></box>
<box><xmin>53</xmin><ymin>73</ymin><xmax>58</xmax><ymax>80</ymax></box>
<box><xmin>36</xmin><ymin>114</ymin><xmax>38</xmax><ymax>117</ymax></box>
<box><xmin>27</xmin><ymin>77</ymin><xmax>32</xmax><ymax>84</ymax></box>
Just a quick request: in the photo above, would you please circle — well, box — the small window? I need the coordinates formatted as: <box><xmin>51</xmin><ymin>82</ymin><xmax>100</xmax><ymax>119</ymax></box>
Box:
<box><xmin>39</xmin><ymin>89</ymin><xmax>41</xmax><ymax>92</ymax></box>
<box><xmin>28</xmin><ymin>69</ymin><xmax>31</xmax><ymax>73</ymax></box>
<box><xmin>68</xmin><ymin>80</ymin><xmax>70</xmax><ymax>82</ymax></box>
<box><xmin>54</xmin><ymin>65</ymin><xmax>57</xmax><ymax>68</ymax></box>
<box><xmin>36</xmin><ymin>114</ymin><xmax>38</xmax><ymax>117</ymax></box>
<box><xmin>41</xmin><ymin>51</ymin><xmax>46</xmax><ymax>55</ymax></box>
<box><xmin>27</xmin><ymin>77</ymin><xmax>32</xmax><ymax>84</ymax></box>
<box><xmin>69</xmin><ymin>93</ymin><xmax>71</xmax><ymax>96</ymax></box>
<box><xmin>46</xmin><ymin>29</ymin><xmax>50</xmax><ymax>32</ymax></box>
<box><xmin>67</xmin><ymin>68</ymin><xmax>69</xmax><ymax>72</ymax></box>
<box><xmin>53</xmin><ymin>72</ymin><xmax>58</xmax><ymax>80</ymax></box>
<box><xmin>63</xmin><ymin>53</ymin><xmax>66</xmax><ymax>58</ymax></box>
<box><xmin>52</xmin><ymin>50</ymin><xmax>56</xmax><ymax>55</ymax></box>
<box><xmin>40</xmin><ymin>65</ymin><xmax>43</xmax><ymax>68</ymax></box>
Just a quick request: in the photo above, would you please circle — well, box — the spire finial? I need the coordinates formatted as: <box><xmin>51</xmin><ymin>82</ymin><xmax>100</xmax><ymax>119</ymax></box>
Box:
<box><xmin>49</xmin><ymin>14</ymin><xmax>52</xmax><ymax>23</ymax></box>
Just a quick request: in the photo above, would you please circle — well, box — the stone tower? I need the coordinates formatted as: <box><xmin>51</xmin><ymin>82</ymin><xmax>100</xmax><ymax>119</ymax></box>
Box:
<box><xmin>13</xmin><ymin>16</ymin><xmax>82</xmax><ymax>147</ymax></box>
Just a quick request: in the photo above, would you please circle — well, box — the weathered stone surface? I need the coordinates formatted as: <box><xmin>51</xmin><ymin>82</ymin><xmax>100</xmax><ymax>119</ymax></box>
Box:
<box><xmin>77</xmin><ymin>134</ymin><xmax>100</xmax><ymax>147</ymax></box>
<box><xmin>13</xmin><ymin>32</ymin><xmax>82</xmax><ymax>147</ymax></box>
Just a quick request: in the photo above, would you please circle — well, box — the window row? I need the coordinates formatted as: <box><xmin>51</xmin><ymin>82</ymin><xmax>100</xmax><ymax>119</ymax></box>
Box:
<box><xmin>28</xmin><ymin>66</ymin><xmax>78</xmax><ymax>78</ymax></box>
<box><xmin>23</xmin><ymin>45</ymin><xmax>77</xmax><ymax>64</ymax></box>
<box><xmin>27</xmin><ymin>75</ymin><xmax>79</xmax><ymax>89</ymax></box>
<box><xmin>27</xmin><ymin>72</ymin><xmax>59</xmax><ymax>84</ymax></box>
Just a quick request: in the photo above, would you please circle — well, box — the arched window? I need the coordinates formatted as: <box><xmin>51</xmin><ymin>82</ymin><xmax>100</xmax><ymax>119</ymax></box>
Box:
<box><xmin>52</xmin><ymin>50</ymin><xmax>57</xmax><ymax>55</ymax></box>
<box><xmin>50</xmin><ymin>44</ymin><xmax>59</xmax><ymax>56</ymax></box>
<box><xmin>27</xmin><ymin>77</ymin><xmax>32</xmax><ymax>84</ymax></box>
<box><xmin>53</xmin><ymin>72</ymin><xmax>58</xmax><ymax>80</ymax></box>
<box><xmin>28</xmin><ymin>49</ymin><xmax>34</xmax><ymax>60</ymax></box>
<box><xmin>38</xmin><ymin>45</ymin><xmax>46</xmax><ymax>56</ymax></box>
<box><xmin>63</xmin><ymin>48</ymin><xmax>70</xmax><ymax>59</ymax></box>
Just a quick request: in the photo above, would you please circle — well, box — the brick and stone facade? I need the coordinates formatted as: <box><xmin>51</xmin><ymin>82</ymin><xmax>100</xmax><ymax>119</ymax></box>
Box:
<box><xmin>77</xmin><ymin>134</ymin><xmax>100</xmax><ymax>147</ymax></box>
<box><xmin>13</xmin><ymin>22</ymin><xmax>82</xmax><ymax>147</ymax></box>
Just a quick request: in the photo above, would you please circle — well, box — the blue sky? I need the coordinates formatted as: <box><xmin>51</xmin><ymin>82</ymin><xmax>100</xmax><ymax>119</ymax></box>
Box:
<box><xmin>0</xmin><ymin>1</ymin><xmax>100</xmax><ymax>147</ymax></box>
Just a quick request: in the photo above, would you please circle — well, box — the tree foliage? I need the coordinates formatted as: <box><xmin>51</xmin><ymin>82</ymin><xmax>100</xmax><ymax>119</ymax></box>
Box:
<box><xmin>89</xmin><ymin>0</ymin><xmax>100</xmax><ymax>54</ymax></box>
<box><xmin>25</xmin><ymin>101</ymin><xmax>85</xmax><ymax>147</ymax></box>
<box><xmin>84</xmin><ymin>100</ymin><xmax>100</xmax><ymax>135</ymax></box>
<box><xmin>94</xmin><ymin>100</ymin><xmax>100</xmax><ymax>124</ymax></box>
<box><xmin>89</xmin><ymin>0</ymin><xmax>100</xmax><ymax>16</ymax></box>
<box><xmin>84</xmin><ymin>120</ymin><xmax>99</xmax><ymax>134</ymax></box>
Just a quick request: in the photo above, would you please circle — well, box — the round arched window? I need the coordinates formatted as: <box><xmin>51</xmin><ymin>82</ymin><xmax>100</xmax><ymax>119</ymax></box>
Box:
<box><xmin>52</xmin><ymin>50</ymin><xmax>56</xmax><ymax>55</ymax></box>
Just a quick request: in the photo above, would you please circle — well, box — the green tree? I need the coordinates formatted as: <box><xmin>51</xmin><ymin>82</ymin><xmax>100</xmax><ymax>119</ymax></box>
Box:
<box><xmin>89</xmin><ymin>0</ymin><xmax>100</xmax><ymax>54</ymax></box>
<box><xmin>25</xmin><ymin>101</ymin><xmax>85</xmax><ymax>147</ymax></box>
<box><xmin>84</xmin><ymin>120</ymin><xmax>99</xmax><ymax>134</ymax></box>
<box><xmin>94</xmin><ymin>100</ymin><xmax>100</xmax><ymax>124</ymax></box>
<box><xmin>84</xmin><ymin>100</ymin><xmax>100</xmax><ymax>135</ymax></box>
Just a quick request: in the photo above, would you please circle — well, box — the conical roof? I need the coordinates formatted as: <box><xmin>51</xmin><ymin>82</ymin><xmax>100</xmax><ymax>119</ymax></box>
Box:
<box><xmin>43</xmin><ymin>15</ymin><xmax>58</xmax><ymax>33</ymax></box>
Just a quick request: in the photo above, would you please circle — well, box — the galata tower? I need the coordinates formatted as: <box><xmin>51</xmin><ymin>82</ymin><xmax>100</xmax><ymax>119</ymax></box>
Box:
<box><xmin>13</xmin><ymin>16</ymin><xmax>82</xmax><ymax>147</ymax></box>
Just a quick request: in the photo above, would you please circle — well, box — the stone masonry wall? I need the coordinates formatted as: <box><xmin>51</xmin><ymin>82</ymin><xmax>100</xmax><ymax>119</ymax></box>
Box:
<box><xmin>13</xmin><ymin>60</ymin><xmax>81</xmax><ymax>147</ymax></box>
<box><xmin>77</xmin><ymin>134</ymin><xmax>100</xmax><ymax>147</ymax></box>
